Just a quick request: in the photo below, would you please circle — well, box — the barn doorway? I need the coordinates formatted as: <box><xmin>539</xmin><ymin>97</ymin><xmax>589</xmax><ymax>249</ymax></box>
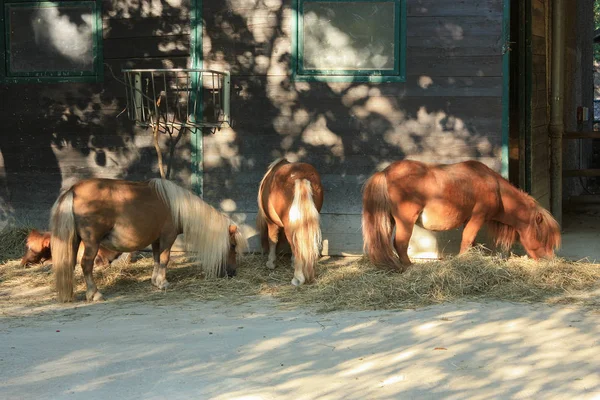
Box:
<box><xmin>508</xmin><ymin>0</ymin><xmax>600</xmax><ymax>260</ymax></box>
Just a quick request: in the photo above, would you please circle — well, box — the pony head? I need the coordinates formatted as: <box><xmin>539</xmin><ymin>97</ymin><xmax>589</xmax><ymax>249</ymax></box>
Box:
<box><xmin>20</xmin><ymin>229</ymin><xmax>52</xmax><ymax>267</ymax></box>
<box><xmin>224</xmin><ymin>224</ymin><xmax>247</xmax><ymax>278</ymax></box>
<box><xmin>519</xmin><ymin>207</ymin><xmax>561</xmax><ymax>260</ymax></box>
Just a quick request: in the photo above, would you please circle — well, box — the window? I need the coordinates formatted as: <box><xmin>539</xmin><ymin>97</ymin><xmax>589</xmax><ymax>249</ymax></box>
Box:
<box><xmin>292</xmin><ymin>0</ymin><xmax>406</xmax><ymax>82</ymax></box>
<box><xmin>0</xmin><ymin>0</ymin><xmax>102</xmax><ymax>83</ymax></box>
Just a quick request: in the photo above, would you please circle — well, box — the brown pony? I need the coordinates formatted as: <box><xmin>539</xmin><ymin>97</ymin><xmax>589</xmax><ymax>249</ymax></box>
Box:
<box><xmin>50</xmin><ymin>178</ymin><xmax>247</xmax><ymax>302</ymax></box>
<box><xmin>20</xmin><ymin>229</ymin><xmax>123</xmax><ymax>268</ymax></box>
<box><xmin>362</xmin><ymin>160</ymin><xmax>561</xmax><ymax>270</ymax></box>
<box><xmin>256</xmin><ymin>158</ymin><xmax>324</xmax><ymax>285</ymax></box>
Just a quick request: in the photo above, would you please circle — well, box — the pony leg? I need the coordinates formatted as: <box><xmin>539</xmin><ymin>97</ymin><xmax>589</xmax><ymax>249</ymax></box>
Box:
<box><xmin>459</xmin><ymin>216</ymin><xmax>485</xmax><ymax>254</ymax></box>
<box><xmin>291</xmin><ymin>257</ymin><xmax>305</xmax><ymax>286</ymax></box>
<box><xmin>151</xmin><ymin>237</ymin><xmax>175</xmax><ymax>290</ymax></box>
<box><xmin>150</xmin><ymin>239</ymin><xmax>169</xmax><ymax>289</ymax></box>
<box><xmin>282</xmin><ymin>228</ymin><xmax>304</xmax><ymax>286</ymax></box>
<box><xmin>80</xmin><ymin>242</ymin><xmax>103</xmax><ymax>301</ymax></box>
<box><xmin>154</xmin><ymin>248</ymin><xmax>171</xmax><ymax>289</ymax></box>
<box><xmin>392</xmin><ymin>204</ymin><xmax>421</xmax><ymax>267</ymax></box>
<box><xmin>266</xmin><ymin>223</ymin><xmax>279</xmax><ymax>269</ymax></box>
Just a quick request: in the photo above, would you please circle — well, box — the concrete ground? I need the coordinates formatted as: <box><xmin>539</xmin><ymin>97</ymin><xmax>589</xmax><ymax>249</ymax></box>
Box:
<box><xmin>1</xmin><ymin>298</ymin><xmax>599</xmax><ymax>400</ymax></box>
<box><xmin>560</xmin><ymin>208</ymin><xmax>600</xmax><ymax>262</ymax></box>
<box><xmin>1</xmin><ymin>210</ymin><xmax>600</xmax><ymax>399</ymax></box>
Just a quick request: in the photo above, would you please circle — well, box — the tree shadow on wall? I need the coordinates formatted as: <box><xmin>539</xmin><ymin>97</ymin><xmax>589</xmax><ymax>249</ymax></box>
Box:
<box><xmin>0</xmin><ymin>0</ymin><xmax>195</xmax><ymax>228</ymax></box>
<box><xmin>201</xmin><ymin>2</ymin><xmax>503</xmax><ymax>213</ymax></box>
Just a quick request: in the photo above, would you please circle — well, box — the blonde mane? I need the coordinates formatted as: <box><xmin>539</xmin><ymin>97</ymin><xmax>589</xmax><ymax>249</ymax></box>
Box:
<box><xmin>149</xmin><ymin>179</ymin><xmax>247</xmax><ymax>278</ymax></box>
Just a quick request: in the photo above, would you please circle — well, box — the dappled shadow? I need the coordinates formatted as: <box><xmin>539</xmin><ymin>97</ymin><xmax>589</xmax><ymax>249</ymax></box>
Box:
<box><xmin>0</xmin><ymin>298</ymin><xmax>599</xmax><ymax>399</ymax></box>
<box><xmin>200</xmin><ymin>0</ymin><xmax>504</xmax><ymax>257</ymax></box>
<box><xmin>0</xmin><ymin>0</ymin><xmax>194</xmax><ymax>229</ymax></box>
<box><xmin>1</xmin><ymin>0</ymin><xmax>506</xmax><ymax>260</ymax></box>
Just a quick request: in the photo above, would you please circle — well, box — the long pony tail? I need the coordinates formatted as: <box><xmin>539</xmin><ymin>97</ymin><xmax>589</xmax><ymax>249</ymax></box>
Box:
<box><xmin>361</xmin><ymin>171</ymin><xmax>400</xmax><ymax>269</ymax></box>
<box><xmin>50</xmin><ymin>188</ymin><xmax>79</xmax><ymax>302</ymax></box>
<box><xmin>288</xmin><ymin>179</ymin><xmax>321</xmax><ymax>283</ymax></box>
<box><xmin>256</xmin><ymin>205</ymin><xmax>269</xmax><ymax>254</ymax></box>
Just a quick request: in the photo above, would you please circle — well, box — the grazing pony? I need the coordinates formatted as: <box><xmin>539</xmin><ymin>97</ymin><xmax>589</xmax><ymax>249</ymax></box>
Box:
<box><xmin>362</xmin><ymin>160</ymin><xmax>561</xmax><ymax>270</ymax></box>
<box><xmin>20</xmin><ymin>229</ymin><xmax>122</xmax><ymax>268</ymax></box>
<box><xmin>256</xmin><ymin>158</ymin><xmax>324</xmax><ymax>285</ymax></box>
<box><xmin>50</xmin><ymin>178</ymin><xmax>247</xmax><ymax>302</ymax></box>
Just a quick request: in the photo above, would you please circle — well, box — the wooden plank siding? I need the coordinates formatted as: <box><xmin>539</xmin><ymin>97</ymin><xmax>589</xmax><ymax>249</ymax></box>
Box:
<box><xmin>0</xmin><ymin>0</ymin><xmax>507</xmax><ymax>258</ymax></box>
<box><xmin>201</xmin><ymin>0</ymin><xmax>506</xmax><ymax>255</ymax></box>
<box><xmin>528</xmin><ymin>0</ymin><xmax>551</xmax><ymax>209</ymax></box>
<box><xmin>0</xmin><ymin>0</ymin><xmax>193</xmax><ymax>226</ymax></box>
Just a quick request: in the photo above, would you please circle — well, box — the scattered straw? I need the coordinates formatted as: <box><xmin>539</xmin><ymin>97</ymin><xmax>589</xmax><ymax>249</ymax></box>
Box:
<box><xmin>0</xmin><ymin>226</ymin><xmax>33</xmax><ymax>263</ymax></box>
<box><xmin>1</xmin><ymin>247</ymin><xmax>599</xmax><ymax>312</ymax></box>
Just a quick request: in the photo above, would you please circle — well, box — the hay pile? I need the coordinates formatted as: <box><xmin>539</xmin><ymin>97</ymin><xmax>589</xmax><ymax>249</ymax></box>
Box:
<box><xmin>0</xmin><ymin>225</ymin><xmax>32</xmax><ymax>263</ymax></box>
<box><xmin>270</xmin><ymin>250</ymin><xmax>600</xmax><ymax>311</ymax></box>
<box><xmin>1</xmin><ymin>244</ymin><xmax>599</xmax><ymax>311</ymax></box>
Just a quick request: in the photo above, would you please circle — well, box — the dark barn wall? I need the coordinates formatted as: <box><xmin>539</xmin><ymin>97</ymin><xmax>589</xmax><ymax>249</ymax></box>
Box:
<box><xmin>563</xmin><ymin>0</ymin><xmax>595</xmax><ymax>199</ymax></box>
<box><xmin>0</xmin><ymin>0</ymin><xmax>507</xmax><ymax>257</ymax></box>
<box><xmin>0</xmin><ymin>0</ymin><xmax>193</xmax><ymax>228</ymax></box>
<box><xmin>202</xmin><ymin>0</ymin><xmax>506</xmax><ymax>255</ymax></box>
<box><xmin>530</xmin><ymin>0</ymin><xmax>551</xmax><ymax>209</ymax></box>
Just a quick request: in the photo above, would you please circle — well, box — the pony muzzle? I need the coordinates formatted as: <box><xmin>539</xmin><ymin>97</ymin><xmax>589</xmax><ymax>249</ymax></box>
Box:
<box><xmin>226</xmin><ymin>266</ymin><xmax>237</xmax><ymax>278</ymax></box>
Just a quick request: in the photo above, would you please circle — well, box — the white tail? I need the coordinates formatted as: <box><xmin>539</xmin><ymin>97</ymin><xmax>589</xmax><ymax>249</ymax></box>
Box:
<box><xmin>149</xmin><ymin>178</ymin><xmax>247</xmax><ymax>278</ymax></box>
<box><xmin>50</xmin><ymin>188</ymin><xmax>79</xmax><ymax>302</ymax></box>
<box><xmin>288</xmin><ymin>179</ymin><xmax>322</xmax><ymax>283</ymax></box>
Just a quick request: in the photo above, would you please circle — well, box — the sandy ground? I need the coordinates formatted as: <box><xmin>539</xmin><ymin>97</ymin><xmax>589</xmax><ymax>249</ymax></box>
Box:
<box><xmin>1</xmin><ymin>297</ymin><xmax>599</xmax><ymax>400</ymax></box>
<box><xmin>1</xmin><ymin>210</ymin><xmax>599</xmax><ymax>399</ymax></box>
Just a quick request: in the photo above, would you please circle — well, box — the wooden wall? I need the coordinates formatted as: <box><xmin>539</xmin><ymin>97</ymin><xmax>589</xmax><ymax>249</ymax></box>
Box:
<box><xmin>529</xmin><ymin>0</ymin><xmax>551</xmax><ymax>209</ymax></box>
<box><xmin>0</xmin><ymin>0</ymin><xmax>193</xmax><ymax>228</ymax></box>
<box><xmin>562</xmin><ymin>0</ymin><xmax>595</xmax><ymax>199</ymax></box>
<box><xmin>0</xmin><ymin>0</ymin><xmax>507</xmax><ymax>257</ymax></box>
<box><xmin>202</xmin><ymin>0</ymin><xmax>506</xmax><ymax>255</ymax></box>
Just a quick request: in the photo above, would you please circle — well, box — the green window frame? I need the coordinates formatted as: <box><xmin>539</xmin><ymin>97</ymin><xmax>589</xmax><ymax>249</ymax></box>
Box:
<box><xmin>0</xmin><ymin>0</ymin><xmax>103</xmax><ymax>83</ymax></box>
<box><xmin>292</xmin><ymin>0</ymin><xmax>406</xmax><ymax>83</ymax></box>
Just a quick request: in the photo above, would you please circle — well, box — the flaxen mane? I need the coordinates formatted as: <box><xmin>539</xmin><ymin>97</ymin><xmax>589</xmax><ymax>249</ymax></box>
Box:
<box><xmin>149</xmin><ymin>179</ymin><xmax>247</xmax><ymax>278</ymax></box>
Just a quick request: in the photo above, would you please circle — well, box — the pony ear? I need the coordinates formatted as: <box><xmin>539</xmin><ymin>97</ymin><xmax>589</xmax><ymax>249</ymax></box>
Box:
<box><xmin>536</xmin><ymin>212</ymin><xmax>544</xmax><ymax>225</ymax></box>
<box><xmin>42</xmin><ymin>235</ymin><xmax>51</xmax><ymax>249</ymax></box>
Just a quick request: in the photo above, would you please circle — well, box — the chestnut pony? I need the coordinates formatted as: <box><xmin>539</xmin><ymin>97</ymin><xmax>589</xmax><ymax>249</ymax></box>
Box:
<box><xmin>257</xmin><ymin>158</ymin><xmax>323</xmax><ymax>285</ymax></box>
<box><xmin>50</xmin><ymin>178</ymin><xmax>247</xmax><ymax>302</ymax></box>
<box><xmin>362</xmin><ymin>160</ymin><xmax>561</xmax><ymax>270</ymax></box>
<box><xmin>20</xmin><ymin>229</ymin><xmax>122</xmax><ymax>268</ymax></box>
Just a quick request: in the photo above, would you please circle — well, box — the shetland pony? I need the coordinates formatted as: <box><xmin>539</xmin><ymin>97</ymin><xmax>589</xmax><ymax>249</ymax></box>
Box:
<box><xmin>362</xmin><ymin>160</ymin><xmax>561</xmax><ymax>270</ymax></box>
<box><xmin>256</xmin><ymin>158</ymin><xmax>324</xmax><ymax>285</ymax></box>
<box><xmin>50</xmin><ymin>178</ymin><xmax>247</xmax><ymax>302</ymax></box>
<box><xmin>20</xmin><ymin>229</ymin><xmax>123</xmax><ymax>268</ymax></box>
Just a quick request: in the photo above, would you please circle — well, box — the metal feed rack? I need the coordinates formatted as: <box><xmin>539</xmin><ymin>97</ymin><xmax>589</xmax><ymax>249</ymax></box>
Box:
<box><xmin>121</xmin><ymin>68</ymin><xmax>231</xmax><ymax>131</ymax></box>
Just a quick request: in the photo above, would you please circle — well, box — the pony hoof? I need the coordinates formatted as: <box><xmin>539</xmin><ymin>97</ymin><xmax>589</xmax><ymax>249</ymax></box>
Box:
<box><xmin>87</xmin><ymin>291</ymin><xmax>104</xmax><ymax>302</ymax></box>
<box><xmin>154</xmin><ymin>280</ymin><xmax>170</xmax><ymax>290</ymax></box>
<box><xmin>291</xmin><ymin>278</ymin><xmax>304</xmax><ymax>286</ymax></box>
<box><xmin>266</xmin><ymin>261</ymin><xmax>276</xmax><ymax>269</ymax></box>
